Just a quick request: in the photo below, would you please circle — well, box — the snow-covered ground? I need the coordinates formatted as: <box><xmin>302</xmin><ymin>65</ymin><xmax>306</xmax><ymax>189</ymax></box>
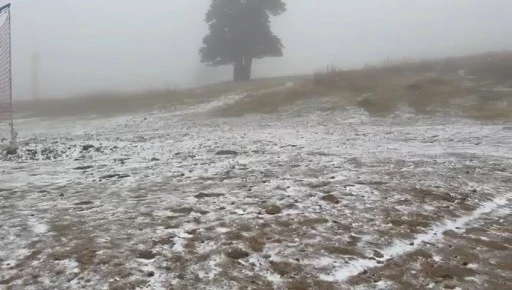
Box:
<box><xmin>1</xmin><ymin>95</ymin><xmax>511</xmax><ymax>290</ymax></box>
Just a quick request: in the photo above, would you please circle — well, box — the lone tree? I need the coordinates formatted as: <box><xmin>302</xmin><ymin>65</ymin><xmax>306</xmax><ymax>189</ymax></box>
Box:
<box><xmin>200</xmin><ymin>0</ymin><xmax>286</xmax><ymax>82</ymax></box>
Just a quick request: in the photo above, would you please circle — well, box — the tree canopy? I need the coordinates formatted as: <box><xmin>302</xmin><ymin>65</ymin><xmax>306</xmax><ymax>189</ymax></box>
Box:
<box><xmin>200</xmin><ymin>0</ymin><xmax>286</xmax><ymax>82</ymax></box>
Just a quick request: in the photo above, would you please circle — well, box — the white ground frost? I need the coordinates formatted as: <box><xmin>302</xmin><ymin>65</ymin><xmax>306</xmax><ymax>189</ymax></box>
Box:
<box><xmin>0</xmin><ymin>93</ymin><xmax>510</xmax><ymax>289</ymax></box>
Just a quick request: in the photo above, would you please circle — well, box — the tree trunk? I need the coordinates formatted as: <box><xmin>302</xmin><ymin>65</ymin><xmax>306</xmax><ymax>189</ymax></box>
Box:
<box><xmin>233</xmin><ymin>56</ymin><xmax>253</xmax><ymax>82</ymax></box>
<box><xmin>242</xmin><ymin>57</ymin><xmax>253</xmax><ymax>81</ymax></box>
<box><xmin>233</xmin><ymin>57</ymin><xmax>243</xmax><ymax>82</ymax></box>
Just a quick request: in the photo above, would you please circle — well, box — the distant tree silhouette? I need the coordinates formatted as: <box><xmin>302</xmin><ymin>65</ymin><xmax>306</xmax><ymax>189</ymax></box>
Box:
<box><xmin>200</xmin><ymin>0</ymin><xmax>286</xmax><ymax>82</ymax></box>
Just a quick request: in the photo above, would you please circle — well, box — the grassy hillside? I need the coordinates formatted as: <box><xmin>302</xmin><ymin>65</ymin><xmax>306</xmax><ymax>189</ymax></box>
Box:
<box><xmin>15</xmin><ymin>52</ymin><xmax>512</xmax><ymax>121</ymax></box>
<box><xmin>213</xmin><ymin>52</ymin><xmax>512</xmax><ymax>121</ymax></box>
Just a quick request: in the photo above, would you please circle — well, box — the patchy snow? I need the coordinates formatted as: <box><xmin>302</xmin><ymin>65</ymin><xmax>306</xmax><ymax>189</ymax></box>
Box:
<box><xmin>0</xmin><ymin>96</ymin><xmax>511</xmax><ymax>289</ymax></box>
<box><xmin>28</xmin><ymin>219</ymin><xmax>48</xmax><ymax>234</ymax></box>
<box><xmin>183</xmin><ymin>93</ymin><xmax>247</xmax><ymax>113</ymax></box>
<box><xmin>320</xmin><ymin>194</ymin><xmax>511</xmax><ymax>282</ymax></box>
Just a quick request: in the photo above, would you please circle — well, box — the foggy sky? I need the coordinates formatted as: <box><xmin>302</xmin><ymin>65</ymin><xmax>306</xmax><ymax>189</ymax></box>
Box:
<box><xmin>7</xmin><ymin>0</ymin><xmax>512</xmax><ymax>99</ymax></box>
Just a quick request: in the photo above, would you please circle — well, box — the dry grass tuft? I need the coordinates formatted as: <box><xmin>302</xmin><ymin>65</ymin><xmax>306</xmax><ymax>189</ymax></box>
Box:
<box><xmin>245</xmin><ymin>235</ymin><xmax>266</xmax><ymax>252</ymax></box>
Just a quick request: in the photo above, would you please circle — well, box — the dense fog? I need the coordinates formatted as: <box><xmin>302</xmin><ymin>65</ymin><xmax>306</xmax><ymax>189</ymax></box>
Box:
<box><xmin>8</xmin><ymin>0</ymin><xmax>512</xmax><ymax>99</ymax></box>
